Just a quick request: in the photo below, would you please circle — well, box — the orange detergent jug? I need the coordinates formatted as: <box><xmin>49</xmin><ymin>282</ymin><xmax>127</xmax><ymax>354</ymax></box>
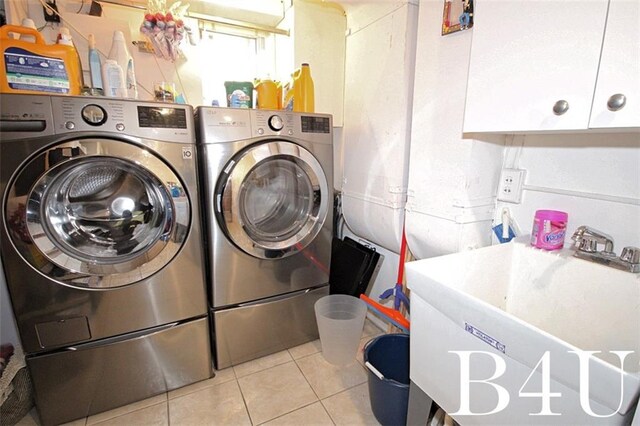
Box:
<box><xmin>285</xmin><ymin>63</ymin><xmax>315</xmax><ymax>113</ymax></box>
<box><xmin>1</xmin><ymin>25</ymin><xmax>83</xmax><ymax>95</ymax></box>
<box><xmin>255</xmin><ymin>78</ymin><xmax>278</xmax><ymax>110</ymax></box>
<box><xmin>276</xmin><ymin>81</ymin><xmax>282</xmax><ymax>110</ymax></box>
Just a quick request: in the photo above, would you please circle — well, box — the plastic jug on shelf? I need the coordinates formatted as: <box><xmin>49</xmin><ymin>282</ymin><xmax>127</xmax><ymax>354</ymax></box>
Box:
<box><xmin>285</xmin><ymin>63</ymin><xmax>315</xmax><ymax>113</ymax></box>
<box><xmin>0</xmin><ymin>25</ymin><xmax>82</xmax><ymax>95</ymax></box>
<box><xmin>255</xmin><ymin>78</ymin><xmax>278</xmax><ymax>110</ymax></box>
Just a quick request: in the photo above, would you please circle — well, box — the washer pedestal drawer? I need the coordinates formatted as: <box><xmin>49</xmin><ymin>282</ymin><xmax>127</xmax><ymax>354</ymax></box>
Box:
<box><xmin>28</xmin><ymin>317</ymin><xmax>212</xmax><ymax>426</ymax></box>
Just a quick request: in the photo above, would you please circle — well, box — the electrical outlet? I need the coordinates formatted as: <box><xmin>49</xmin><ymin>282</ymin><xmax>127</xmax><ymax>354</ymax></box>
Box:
<box><xmin>497</xmin><ymin>168</ymin><xmax>526</xmax><ymax>203</ymax></box>
<box><xmin>43</xmin><ymin>0</ymin><xmax>60</xmax><ymax>23</ymax></box>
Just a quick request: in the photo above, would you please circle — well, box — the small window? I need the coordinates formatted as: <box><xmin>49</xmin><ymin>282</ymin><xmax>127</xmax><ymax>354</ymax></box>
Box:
<box><xmin>200</xmin><ymin>30</ymin><xmax>276</xmax><ymax>107</ymax></box>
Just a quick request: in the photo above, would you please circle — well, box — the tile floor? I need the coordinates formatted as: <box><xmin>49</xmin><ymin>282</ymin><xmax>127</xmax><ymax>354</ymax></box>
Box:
<box><xmin>18</xmin><ymin>320</ymin><xmax>385</xmax><ymax>426</ymax></box>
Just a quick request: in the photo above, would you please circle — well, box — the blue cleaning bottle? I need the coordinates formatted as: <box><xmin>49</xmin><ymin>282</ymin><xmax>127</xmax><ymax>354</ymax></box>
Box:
<box><xmin>88</xmin><ymin>34</ymin><xmax>103</xmax><ymax>95</ymax></box>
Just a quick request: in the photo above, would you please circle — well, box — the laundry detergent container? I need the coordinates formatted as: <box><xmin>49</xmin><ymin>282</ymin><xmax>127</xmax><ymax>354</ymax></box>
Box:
<box><xmin>364</xmin><ymin>333</ymin><xmax>410</xmax><ymax>426</ymax></box>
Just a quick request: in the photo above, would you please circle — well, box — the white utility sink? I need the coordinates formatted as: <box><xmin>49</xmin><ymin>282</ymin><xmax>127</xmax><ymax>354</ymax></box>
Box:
<box><xmin>406</xmin><ymin>240</ymin><xmax>640</xmax><ymax>425</ymax></box>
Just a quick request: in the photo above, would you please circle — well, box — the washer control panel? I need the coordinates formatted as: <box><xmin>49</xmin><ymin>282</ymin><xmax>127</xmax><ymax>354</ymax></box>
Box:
<box><xmin>49</xmin><ymin>96</ymin><xmax>195</xmax><ymax>142</ymax></box>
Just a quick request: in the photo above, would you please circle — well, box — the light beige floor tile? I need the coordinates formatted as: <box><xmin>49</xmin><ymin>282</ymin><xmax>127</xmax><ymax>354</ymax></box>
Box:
<box><xmin>296</xmin><ymin>352</ymin><xmax>368</xmax><ymax>399</ymax></box>
<box><xmin>168</xmin><ymin>368</ymin><xmax>236</xmax><ymax>399</ymax></box>
<box><xmin>261</xmin><ymin>402</ymin><xmax>334</xmax><ymax>426</ymax></box>
<box><xmin>17</xmin><ymin>408</ymin><xmax>86</xmax><ymax>426</ymax></box>
<box><xmin>87</xmin><ymin>394</ymin><xmax>167</xmax><ymax>425</ymax></box>
<box><xmin>169</xmin><ymin>380</ymin><xmax>250</xmax><ymax>426</ymax></box>
<box><xmin>362</xmin><ymin>318</ymin><xmax>384</xmax><ymax>338</ymax></box>
<box><xmin>288</xmin><ymin>339</ymin><xmax>322</xmax><ymax>360</ymax></box>
<box><xmin>322</xmin><ymin>383</ymin><xmax>380</xmax><ymax>426</ymax></box>
<box><xmin>62</xmin><ymin>416</ymin><xmax>88</xmax><ymax>426</ymax></box>
<box><xmin>92</xmin><ymin>403</ymin><xmax>167</xmax><ymax>426</ymax></box>
<box><xmin>238</xmin><ymin>361</ymin><xmax>318</xmax><ymax>425</ymax></box>
<box><xmin>233</xmin><ymin>350</ymin><xmax>293</xmax><ymax>378</ymax></box>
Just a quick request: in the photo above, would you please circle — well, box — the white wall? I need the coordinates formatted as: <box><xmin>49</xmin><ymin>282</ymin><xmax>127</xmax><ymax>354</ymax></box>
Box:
<box><xmin>498</xmin><ymin>133</ymin><xmax>640</xmax><ymax>251</ymax></box>
<box><xmin>405</xmin><ymin>0</ymin><xmax>504</xmax><ymax>259</ymax></box>
<box><xmin>276</xmin><ymin>0</ymin><xmax>346</xmax><ymax>125</ymax></box>
<box><xmin>406</xmin><ymin>0</ymin><xmax>639</xmax><ymax>261</ymax></box>
<box><xmin>341</xmin><ymin>1</ymin><xmax>418</xmax><ymax>253</ymax></box>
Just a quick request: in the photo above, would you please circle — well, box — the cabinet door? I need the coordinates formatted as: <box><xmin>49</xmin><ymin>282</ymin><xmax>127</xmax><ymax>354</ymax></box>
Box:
<box><xmin>463</xmin><ymin>0</ymin><xmax>609</xmax><ymax>133</ymax></box>
<box><xmin>589</xmin><ymin>0</ymin><xmax>640</xmax><ymax>129</ymax></box>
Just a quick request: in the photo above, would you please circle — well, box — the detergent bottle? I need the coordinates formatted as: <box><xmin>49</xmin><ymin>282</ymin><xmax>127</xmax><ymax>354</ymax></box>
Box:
<box><xmin>285</xmin><ymin>63</ymin><xmax>315</xmax><ymax>113</ymax></box>
<box><xmin>108</xmin><ymin>31</ymin><xmax>138</xmax><ymax>98</ymax></box>
<box><xmin>276</xmin><ymin>81</ymin><xmax>283</xmax><ymax>110</ymax></box>
<box><xmin>0</xmin><ymin>25</ymin><xmax>83</xmax><ymax>95</ymax></box>
<box><xmin>283</xmin><ymin>81</ymin><xmax>293</xmax><ymax>111</ymax></box>
<box><xmin>255</xmin><ymin>78</ymin><xmax>278</xmax><ymax>110</ymax></box>
<box><xmin>57</xmin><ymin>27</ymin><xmax>85</xmax><ymax>90</ymax></box>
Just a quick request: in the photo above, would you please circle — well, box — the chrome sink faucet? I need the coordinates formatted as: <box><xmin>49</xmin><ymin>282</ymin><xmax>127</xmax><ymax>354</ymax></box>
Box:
<box><xmin>571</xmin><ymin>226</ymin><xmax>640</xmax><ymax>273</ymax></box>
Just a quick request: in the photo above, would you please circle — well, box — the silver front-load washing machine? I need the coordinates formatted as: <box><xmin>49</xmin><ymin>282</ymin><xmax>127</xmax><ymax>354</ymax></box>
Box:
<box><xmin>0</xmin><ymin>94</ymin><xmax>212</xmax><ymax>425</ymax></box>
<box><xmin>196</xmin><ymin>107</ymin><xmax>333</xmax><ymax>369</ymax></box>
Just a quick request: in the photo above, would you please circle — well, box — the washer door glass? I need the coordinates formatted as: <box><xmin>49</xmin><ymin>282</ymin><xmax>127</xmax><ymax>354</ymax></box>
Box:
<box><xmin>5</xmin><ymin>139</ymin><xmax>190</xmax><ymax>288</ymax></box>
<box><xmin>33</xmin><ymin>157</ymin><xmax>170</xmax><ymax>264</ymax></box>
<box><xmin>217</xmin><ymin>141</ymin><xmax>328</xmax><ymax>259</ymax></box>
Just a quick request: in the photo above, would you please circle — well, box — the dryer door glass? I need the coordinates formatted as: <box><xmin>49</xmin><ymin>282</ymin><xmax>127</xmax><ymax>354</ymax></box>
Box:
<box><xmin>240</xmin><ymin>159</ymin><xmax>313</xmax><ymax>242</ymax></box>
<box><xmin>5</xmin><ymin>139</ymin><xmax>190</xmax><ymax>288</ymax></box>
<box><xmin>217</xmin><ymin>141</ymin><xmax>329</xmax><ymax>259</ymax></box>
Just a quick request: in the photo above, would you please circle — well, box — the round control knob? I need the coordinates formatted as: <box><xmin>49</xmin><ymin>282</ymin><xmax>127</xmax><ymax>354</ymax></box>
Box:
<box><xmin>268</xmin><ymin>115</ymin><xmax>284</xmax><ymax>131</ymax></box>
<box><xmin>81</xmin><ymin>104</ymin><xmax>107</xmax><ymax>126</ymax></box>
<box><xmin>65</xmin><ymin>121</ymin><xmax>75</xmax><ymax>130</ymax></box>
<box><xmin>606</xmin><ymin>94</ymin><xmax>626</xmax><ymax>112</ymax></box>
<box><xmin>116</xmin><ymin>123</ymin><xmax>125</xmax><ymax>131</ymax></box>
<box><xmin>552</xmin><ymin>100</ymin><xmax>569</xmax><ymax>116</ymax></box>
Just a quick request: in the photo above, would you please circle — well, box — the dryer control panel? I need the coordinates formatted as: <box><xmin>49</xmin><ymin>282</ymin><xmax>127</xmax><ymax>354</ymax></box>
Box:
<box><xmin>196</xmin><ymin>107</ymin><xmax>332</xmax><ymax>145</ymax></box>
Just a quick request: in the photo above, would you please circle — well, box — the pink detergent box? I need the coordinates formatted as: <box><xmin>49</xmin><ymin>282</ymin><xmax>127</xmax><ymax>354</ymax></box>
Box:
<box><xmin>530</xmin><ymin>209</ymin><xmax>568</xmax><ymax>250</ymax></box>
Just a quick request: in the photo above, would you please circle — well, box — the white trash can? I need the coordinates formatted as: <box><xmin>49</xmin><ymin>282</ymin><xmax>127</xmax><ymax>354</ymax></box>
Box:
<box><xmin>314</xmin><ymin>295</ymin><xmax>367</xmax><ymax>366</ymax></box>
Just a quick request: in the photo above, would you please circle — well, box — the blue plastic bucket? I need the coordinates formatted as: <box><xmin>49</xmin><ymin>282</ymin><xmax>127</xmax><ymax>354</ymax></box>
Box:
<box><xmin>363</xmin><ymin>333</ymin><xmax>410</xmax><ymax>426</ymax></box>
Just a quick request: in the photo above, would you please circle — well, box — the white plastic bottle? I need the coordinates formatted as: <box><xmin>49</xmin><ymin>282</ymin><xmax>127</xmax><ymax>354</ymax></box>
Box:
<box><xmin>20</xmin><ymin>18</ymin><xmax>37</xmax><ymax>42</ymax></box>
<box><xmin>101</xmin><ymin>59</ymin><xmax>126</xmax><ymax>98</ymax></box>
<box><xmin>108</xmin><ymin>31</ymin><xmax>138</xmax><ymax>99</ymax></box>
<box><xmin>57</xmin><ymin>27</ymin><xmax>85</xmax><ymax>90</ymax></box>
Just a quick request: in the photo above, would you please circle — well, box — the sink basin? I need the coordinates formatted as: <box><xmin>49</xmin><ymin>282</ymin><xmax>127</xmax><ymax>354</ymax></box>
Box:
<box><xmin>406</xmin><ymin>240</ymin><xmax>640</xmax><ymax>425</ymax></box>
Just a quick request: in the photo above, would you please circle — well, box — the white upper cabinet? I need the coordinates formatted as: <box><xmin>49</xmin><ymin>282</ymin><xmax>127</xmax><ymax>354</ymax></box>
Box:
<box><xmin>463</xmin><ymin>0</ymin><xmax>639</xmax><ymax>133</ymax></box>
<box><xmin>589</xmin><ymin>0</ymin><xmax>640</xmax><ymax>129</ymax></box>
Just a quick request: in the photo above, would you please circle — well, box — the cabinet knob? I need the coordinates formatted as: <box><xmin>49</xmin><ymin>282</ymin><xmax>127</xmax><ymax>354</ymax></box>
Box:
<box><xmin>607</xmin><ymin>94</ymin><xmax>626</xmax><ymax>111</ymax></box>
<box><xmin>552</xmin><ymin>100</ymin><xmax>569</xmax><ymax>116</ymax></box>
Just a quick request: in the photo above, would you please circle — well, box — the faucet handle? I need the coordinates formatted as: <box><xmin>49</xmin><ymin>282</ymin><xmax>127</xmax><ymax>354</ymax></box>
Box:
<box><xmin>620</xmin><ymin>247</ymin><xmax>640</xmax><ymax>264</ymax></box>
<box><xmin>571</xmin><ymin>225</ymin><xmax>615</xmax><ymax>254</ymax></box>
<box><xmin>577</xmin><ymin>236</ymin><xmax>600</xmax><ymax>253</ymax></box>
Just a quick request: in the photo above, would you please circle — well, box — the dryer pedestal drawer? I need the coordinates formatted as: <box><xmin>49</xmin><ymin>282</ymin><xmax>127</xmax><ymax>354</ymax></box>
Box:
<box><xmin>28</xmin><ymin>317</ymin><xmax>212</xmax><ymax>426</ymax></box>
<box><xmin>212</xmin><ymin>285</ymin><xmax>329</xmax><ymax>369</ymax></box>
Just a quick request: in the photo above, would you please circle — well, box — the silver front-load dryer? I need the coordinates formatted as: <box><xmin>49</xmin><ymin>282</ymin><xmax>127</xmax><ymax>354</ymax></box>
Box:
<box><xmin>0</xmin><ymin>95</ymin><xmax>212</xmax><ymax>425</ymax></box>
<box><xmin>197</xmin><ymin>107</ymin><xmax>333</xmax><ymax>368</ymax></box>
